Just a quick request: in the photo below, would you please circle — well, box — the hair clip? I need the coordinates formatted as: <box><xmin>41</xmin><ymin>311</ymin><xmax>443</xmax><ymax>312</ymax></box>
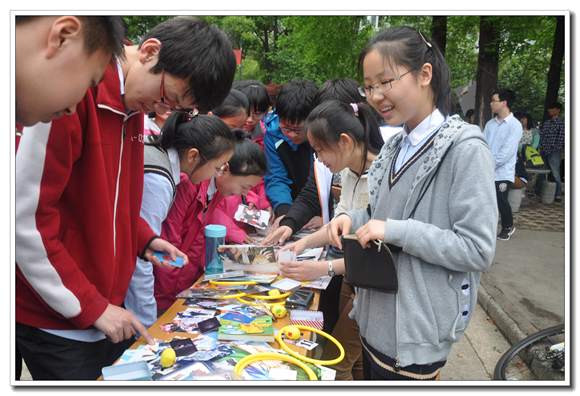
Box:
<box><xmin>419</xmin><ymin>31</ymin><xmax>432</xmax><ymax>48</ymax></box>
<box><xmin>188</xmin><ymin>108</ymin><xmax>199</xmax><ymax>118</ymax></box>
<box><xmin>350</xmin><ymin>103</ymin><xmax>359</xmax><ymax>115</ymax></box>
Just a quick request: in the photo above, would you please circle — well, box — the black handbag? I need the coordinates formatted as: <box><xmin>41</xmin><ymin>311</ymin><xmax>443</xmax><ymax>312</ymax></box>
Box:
<box><xmin>341</xmin><ymin>235</ymin><xmax>398</xmax><ymax>294</ymax></box>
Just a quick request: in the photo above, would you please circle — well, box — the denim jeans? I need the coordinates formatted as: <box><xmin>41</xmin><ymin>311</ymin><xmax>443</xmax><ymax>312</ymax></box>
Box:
<box><xmin>535</xmin><ymin>151</ymin><xmax>562</xmax><ymax>198</ymax></box>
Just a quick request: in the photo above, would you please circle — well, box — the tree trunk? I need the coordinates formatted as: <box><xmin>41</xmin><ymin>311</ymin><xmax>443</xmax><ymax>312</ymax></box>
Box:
<box><xmin>542</xmin><ymin>16</ymin><xmax>564</xmax><ymax>124</ymax></box>
<box><xmin>431</xmin><ymin>16</ymin><xmax>447</xmax><ymax>56</ymax></box>
<box><xmin>474</xmin><ymin>16</ymin><xmax>500</xmax><ymax>129</ymax></box>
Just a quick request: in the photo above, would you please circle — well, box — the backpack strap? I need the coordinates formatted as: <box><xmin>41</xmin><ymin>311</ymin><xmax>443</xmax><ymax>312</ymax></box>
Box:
<box><xmin>144</xmin><ymin>137</ymin><xmax>177</xmax><ymax>211</ymax></box>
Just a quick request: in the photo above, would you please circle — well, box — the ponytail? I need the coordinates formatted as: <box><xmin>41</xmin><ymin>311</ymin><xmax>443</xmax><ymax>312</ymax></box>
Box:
<box><xmin>227</xmin><ymin>128</ymin><xmax>269</xmax><ymax>177</ymax></box>
<box><xmin>305</xmin><ymin>100</ymin><xmax>384</xmax><ymax>181</ymax></box>
<box><xmin>149</xmin><ymin>111</ymin><xmax>236</xmax><ymax>172</ymax></box>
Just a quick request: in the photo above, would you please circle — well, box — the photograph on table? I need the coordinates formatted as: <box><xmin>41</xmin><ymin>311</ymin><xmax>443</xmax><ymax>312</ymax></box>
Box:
<box><xmin>218</xmin><ymin>245</ymin><xmax>279</xmax><ymax>274</ymax></box>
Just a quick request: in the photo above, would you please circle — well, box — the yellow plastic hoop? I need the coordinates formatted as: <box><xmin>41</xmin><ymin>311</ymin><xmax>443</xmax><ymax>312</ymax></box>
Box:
<box><xmin>236</xmin><ymin>296</ymin><xmax>286</xmax><ymax>307</ymax></box>
<box><xmin>245</xmin><ymin>291</ymin><xmax>292</xmax><ymax>300</ymax></box>
<box><xmin>276</xmin><ymin>325</ymin><xmax>345</xmax><ymax>366</ymax></box>
<box><xmin>209</xmin><ymin>280</ymin><xmax>258</xmax><ymax>285</ymax></box>
<box><xmin>222</xmin><ymin>292</ymin><xmax>247</xmax><ymax>299</ymax></box>
<box><xmin>233</xmin><ymin>353</ymin><xmax>318</xmax><ymax>380</ymax></box>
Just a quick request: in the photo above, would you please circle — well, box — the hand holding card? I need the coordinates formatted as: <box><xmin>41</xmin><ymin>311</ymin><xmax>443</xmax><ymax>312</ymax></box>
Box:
<box><xmin>153</xmin><ymin>252</ymin><xmax>184</xmax><ymax>268</ymax></box>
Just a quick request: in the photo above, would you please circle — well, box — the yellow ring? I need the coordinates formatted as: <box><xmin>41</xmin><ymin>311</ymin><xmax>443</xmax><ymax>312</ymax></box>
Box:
<box><xmin>245</xmin><ymin>291</ymin><xmax>292</xmax><ymax>300</ymax></box>
<box><xmin>276</xmin><ymin>325</ymin><xmax>344</xmax><ymax>366</ymax></box>
<box><xmin>222</xmin><ymin>292</ymin><xmax>247</xmax><ymax>299</ymax></box>
<box><xmin>235</xmin><ymin>296</ymin><xmax>286</xmax><ymax>307</ymax></box>
<box><xmin>209</xmin><ymin>280</ymin><xmax>258</xmax><ymax>285</ymax></box>
<box><xmin>233</xmin><ymin>353</ymin><xmax>318</xmax><ymax>380</ymax></box>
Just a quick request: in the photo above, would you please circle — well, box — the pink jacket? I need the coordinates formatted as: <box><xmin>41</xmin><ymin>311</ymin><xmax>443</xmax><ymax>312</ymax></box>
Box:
<box><xmin>154</xmin><ymin>176</ymin><xmax>250</xmax><ymax>310</ymax></box>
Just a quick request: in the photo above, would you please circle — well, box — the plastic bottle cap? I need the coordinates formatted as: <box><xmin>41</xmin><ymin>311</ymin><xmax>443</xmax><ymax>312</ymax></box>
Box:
<box><xmin>205</xmin><ymin>224</ymin><xmax>227</xmax><ymax>238</ymax></box>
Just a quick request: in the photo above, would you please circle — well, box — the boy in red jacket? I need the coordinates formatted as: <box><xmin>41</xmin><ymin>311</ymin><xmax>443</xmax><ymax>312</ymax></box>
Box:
<box><xmin>15</xmin><ymin>16</ymin><xmax>236</xmax><ymax>380</ymax></box>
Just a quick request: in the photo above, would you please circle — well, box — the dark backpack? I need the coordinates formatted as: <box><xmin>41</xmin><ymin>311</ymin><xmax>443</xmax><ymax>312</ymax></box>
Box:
<box><xmin>521</xmin><ymin>144</ymin><xmax>545</xmax><ymax>168</ymax></box>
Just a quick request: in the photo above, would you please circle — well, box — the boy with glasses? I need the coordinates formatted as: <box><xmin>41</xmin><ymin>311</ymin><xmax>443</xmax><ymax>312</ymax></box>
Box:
<box><xmin>263</xmin><ymin>79</ymin><xmax>319</xmax><ymax>229</ymax></box>
<box><xmin>234</xmin><ymin>80</ymin><xmax>271</xmax><ymax>144</ymax></box>
<box><xmin>482</xmin><ymin>88</ymin><xmax>523</xmax><ymax>241</ymax></box>
<box><xmin>15</xmin><ymin>16</ymin><xmax>236</xmax><ymax>380</ymax></box>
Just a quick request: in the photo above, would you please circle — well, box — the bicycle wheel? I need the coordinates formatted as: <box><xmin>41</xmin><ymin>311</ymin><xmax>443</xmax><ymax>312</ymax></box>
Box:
<box><xmin>494</xmin><ymin>324</ymin><xmax>565</xmax><ymax>380</ymax></box>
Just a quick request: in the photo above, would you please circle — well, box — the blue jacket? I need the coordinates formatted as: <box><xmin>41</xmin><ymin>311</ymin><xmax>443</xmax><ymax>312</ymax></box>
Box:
<box><xmin>263</xmin><ymin>112</ymin><xmax>313</xmax><ymax>217</ymax></box>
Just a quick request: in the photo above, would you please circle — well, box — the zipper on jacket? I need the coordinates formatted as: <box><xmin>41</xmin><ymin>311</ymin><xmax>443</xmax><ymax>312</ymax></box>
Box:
<box><xmin>112</xmin><ymin>111</ymin><xmax>138</xmax><ymax>255</ymax></box>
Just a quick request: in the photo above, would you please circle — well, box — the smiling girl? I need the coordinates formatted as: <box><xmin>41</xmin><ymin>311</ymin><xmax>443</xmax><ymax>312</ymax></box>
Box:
<box><xmin>326</xmin><ymin>26</ymin><xmax>497</xmax><ymax>380</ymax></box>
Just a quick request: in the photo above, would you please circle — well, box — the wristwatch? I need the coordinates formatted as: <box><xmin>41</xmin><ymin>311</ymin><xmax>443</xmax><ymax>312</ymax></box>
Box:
<box><xmin>328</xmin><ymin>260</ymin><xmax>335</xmax><ymax>277</ymax></box>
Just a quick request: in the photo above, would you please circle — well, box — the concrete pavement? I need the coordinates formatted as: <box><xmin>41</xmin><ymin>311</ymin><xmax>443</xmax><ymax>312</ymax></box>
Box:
<box><xmin>441</xmin><ymin>181</ymin><xmax>567</xmax><ymax>381</ymax></box>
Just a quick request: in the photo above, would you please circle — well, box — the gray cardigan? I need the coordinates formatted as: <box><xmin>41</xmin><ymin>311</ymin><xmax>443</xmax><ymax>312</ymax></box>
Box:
<box><xmin>346</xmin><ymin>115</ymin><xmax>498</xmax><ymax>368</ymax></box>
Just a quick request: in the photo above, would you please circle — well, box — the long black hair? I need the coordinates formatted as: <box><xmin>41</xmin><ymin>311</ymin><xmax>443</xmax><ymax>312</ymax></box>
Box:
<box><xmin>149</xmin><ymin>111</ymin><xmax>236</xmax><ymax>173</ymax></box>
<box><xmin>304</xmin><ymin>100</ymin><xmax>383</xmax><ymax>180</ymax></box>
<box><xmin>227</xmin><ymin>129</ymin><xmax>269</xmax><ymax>177</ymax></box>
<box><xmin>358</xmin><ymin>26</ymin><xmax>455</xmax><ymax>117</ymax></box>
<box><xmin>211</xmin><ymin>89</ymin><xmax>250</xmax><ymax>119</ymax></box>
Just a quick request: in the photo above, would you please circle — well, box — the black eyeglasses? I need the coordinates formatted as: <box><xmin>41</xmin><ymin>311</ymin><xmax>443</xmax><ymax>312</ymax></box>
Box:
<box><xmin>359</xmin><ymin>69</ymin><xmax>416</xmax><ymax>97</ymax></box>
<box><xmin>279</xmin><ymin>121</ymin><xmax>305</xmax><ymax>135</ymax></box>
<box><xmin>153</xmin><ymin>69</ymin><xmax>197</xmax><ymax>118</ymax></box>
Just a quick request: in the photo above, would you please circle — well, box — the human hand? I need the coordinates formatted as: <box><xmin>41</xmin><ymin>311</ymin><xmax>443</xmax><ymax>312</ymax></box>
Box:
<box><xmin>278</xmin><ymin>260</ymin><xmax>326</xmax><ymax>282</ymax></box>
<box><xmin>93</xmin><ymin>304</ymin><xmax>155</xmax><ymax>345</ymax></box>
<box><xmin>145</xmin><ymin>238</ymin><xmax>189</xmax><ymax>268</ymax></box>
<box><xmin>327</xmin><ymin>214</ymin><xmax>352</xmax><ymax>250</ymax></box>
<box><xmin>277</xmin><ymin>239</ymin><xmax>307</xmax><ymax>257</ymax></box>
<box><xmin>264</xmin><ymin>206</ymin><xmax>275</xmax><ymax>225</ymax></box>
<box><xmin>262</xmin><ymin>225</ymin><xmax>292</xmax><ymax>246</ymax></box>
<box><xmin>269</xmin><ymin>214</ymin><xmax>285</xmax><ymax>233</ymax></box>
<box><xmin>243</xmin><ymin>234</ymin><xmax>255</xmax><ymax>244</ymax></box>
<box><xmin>355</xmin><ymin>219</ymin><xmax>387</xmax><ymax>249</ymax></box>
<box><xmin>302</xmin><ymin>216</ymin><xmax>322</xmax><ymax>231</ymax></box>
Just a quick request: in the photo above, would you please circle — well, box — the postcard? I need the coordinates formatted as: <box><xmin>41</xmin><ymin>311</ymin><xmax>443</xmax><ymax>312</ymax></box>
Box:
<box><xmin>271</xmin><ymin>278</ymin><xmax>302</xmax><ymax>292</ymax></box>
<box><xmin>234</xmin><ymin>204</ymin><xmax>271</xmax><ymax>229</ymax></box>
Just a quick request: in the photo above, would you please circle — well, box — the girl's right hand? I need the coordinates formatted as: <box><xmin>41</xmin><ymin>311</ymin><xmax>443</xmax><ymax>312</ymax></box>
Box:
<box><xmin>327</xmin><ymin>214</ymin><xmax>352</xmax><ymax>250</ymax></box>
<box><xmin>262</xmin><ymin>225</ymin><xmax>292</xmax><ymax>246</ymax></box>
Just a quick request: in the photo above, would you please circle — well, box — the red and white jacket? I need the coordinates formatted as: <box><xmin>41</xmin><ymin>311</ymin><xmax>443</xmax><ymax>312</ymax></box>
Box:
<box><xmin>15</xmin><ymin>62</ymin><xmax>156</xmax><ymax>331</ymax></box>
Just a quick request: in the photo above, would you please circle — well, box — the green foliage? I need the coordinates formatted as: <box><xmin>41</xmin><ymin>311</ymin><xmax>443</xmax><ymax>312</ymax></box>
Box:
<box><xmin>123</xmin><ymin>16</ymin><xmax>173</xmax><ymax>45</ymax></box>
<box><xmin>270</xmin><ymin>16</ymin><xmax>375</xmax><ymax>85</ymax></box>
<box><xmin>238</xmin><ymin>58</ymin><xmax>266</xmax><ymax>82</ymax></box>
<box><xmin>120</xmin><ymin>15</ymin><xmax>564</xmax><ymax>120</ymax></box>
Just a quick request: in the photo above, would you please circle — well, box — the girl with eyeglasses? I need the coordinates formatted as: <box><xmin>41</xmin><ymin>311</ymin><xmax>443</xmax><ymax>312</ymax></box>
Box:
<box><xmin>154</xmin><ymin>129</ymin><xmax>269</xmax><ymax>313</ymax></box>
<box><xmin>234</xmin><ymin>80</ymin><xmax>271</xmax><ymax>144</ymax></box>
<box><xmin>124</xmin><ymin>111</ymin><xmax>236</xmax><ymax>332</ymax></box>
<box><xmin>274</xmin><ymin>99</ymin><xmax>383</xmax><ymax>380</ymax></box>
<box><xmin>326</xmin><ymin>26</ymin><xmax>498</xmax><ymax>380</ymax></box>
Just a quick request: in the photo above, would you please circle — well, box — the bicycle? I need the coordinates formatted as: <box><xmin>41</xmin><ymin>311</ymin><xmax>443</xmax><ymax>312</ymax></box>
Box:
<box><xmin>494</xmin><ymin>324</ymin><xmax>565</xmax><ymax>380</ymax></box>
